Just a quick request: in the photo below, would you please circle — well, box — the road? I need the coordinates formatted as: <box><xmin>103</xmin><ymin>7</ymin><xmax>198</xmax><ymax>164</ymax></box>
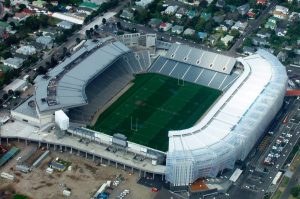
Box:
<box><xmin>229</xmin><ymin>2</ymin><xmax>276</xmax><ymax>52</ymax></box>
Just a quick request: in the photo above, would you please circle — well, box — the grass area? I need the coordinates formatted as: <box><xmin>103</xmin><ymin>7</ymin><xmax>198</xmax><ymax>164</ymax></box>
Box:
<box><xmin>273</xmin><ymin>190</ymin><xmax>283</xmax><ymax>199</ymax></box>
<box><xmin>13</xmin><ymin>194</ymin><xmax>29</xmax><ymax>199</ymax></box>
<box><xmin>282</xmin><ymin>176</ymin><xmax>290</xmax><ymax>187</ymax></box>
<box><xmin>91</xmin><ymin>73</ymin><xmax>222</xmax><ymax>151</ymax></box>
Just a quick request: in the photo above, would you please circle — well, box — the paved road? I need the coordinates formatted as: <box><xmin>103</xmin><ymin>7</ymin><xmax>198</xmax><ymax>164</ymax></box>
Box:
<box><xmin>229</xmin><ymin>2</ymin><xmax>276</xmax><ymax>52</ymax></box>
<box><xmin>280</xmin><ymin>163</ymin><xmax>300</xmax><ymax>199</ymax></box>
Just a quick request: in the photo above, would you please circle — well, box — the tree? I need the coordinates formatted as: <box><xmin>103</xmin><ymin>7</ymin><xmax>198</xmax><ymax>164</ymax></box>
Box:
<box><xmin>76</xmin><ymin>37</ymin><xmax>81</xmax><ymax>44</ymax></box>
<box><xmin>230</xmin><ymin>29</ymin><xmax>240</xmax><ymax>38</ymax></box>
<box><xmin>4</xmin><ymin>0</ymin><xmax>10</xmax><ymax>7</ymax></box>
<box><xmin>15</xmin><ymin>90</ymin><xmax>21</xmax><ymax>97</ymax></box>
<box><xmin>37</xmin><ymin>66</ymin><xmax>47</xmax><ymax>75</ymax></box>
<box><xmin>94</xmin><ymin>24</ymin><xmax>99</xmax><ymax>30</ymax></box>
<box><xmin>8</xmin><ymin>89</ymin><xmax>14</xmax><ymax>96</ymax></box>
<box><xmin>116</xmin><ymin>21</ymin><xmax>122</xmax><ymax>29</ymax></box>
<box><xmin>18</xmin><ymin>4</ymin><xmax>26</xmax><ymax>11</ymax></box>
<box><xmin>102</xmin><ymin>18</ymin><xmax>106</xmax><ymax>25</ymax></box>
<box><xmin>290</xmin><ymin>186</ymin><xmax>300</xmax><ymax>198</ymax></box>
<box><xmin>2</xmin><ymin>93</ymin><xmax>8</xmax><ymax>101</ymax></box>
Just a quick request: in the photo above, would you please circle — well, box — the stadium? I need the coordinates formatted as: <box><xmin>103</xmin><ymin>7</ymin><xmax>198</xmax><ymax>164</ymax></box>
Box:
<box><xmin>10</xmin><ymin>35</ymin><xmax>288</xmax><ymax>188</ymax></box>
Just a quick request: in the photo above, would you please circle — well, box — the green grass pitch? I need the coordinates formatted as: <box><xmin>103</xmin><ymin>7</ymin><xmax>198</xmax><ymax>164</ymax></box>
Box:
<box><xmin>91</xmin><ymin>73</ymin><xmax>222</xmax><ymax>152</ymax></box>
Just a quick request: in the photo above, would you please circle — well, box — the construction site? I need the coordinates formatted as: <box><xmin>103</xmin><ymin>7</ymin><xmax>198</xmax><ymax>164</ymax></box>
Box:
<box><xmin>0</xmin><ymin>142</ymin><xmax>158</xmax><ymax>199</ymax></box>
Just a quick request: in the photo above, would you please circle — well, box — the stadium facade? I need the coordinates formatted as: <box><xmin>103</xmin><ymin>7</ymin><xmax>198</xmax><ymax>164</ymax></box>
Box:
<box><xmin>9</xmin><ymin>36</ymin><xmax>288</xmax><ymax>188</ymax></box>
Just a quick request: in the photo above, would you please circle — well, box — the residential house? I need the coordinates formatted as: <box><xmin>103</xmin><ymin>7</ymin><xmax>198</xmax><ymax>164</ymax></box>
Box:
<box><xmin>16</xmin><ymin>45</ymin><xmax>36</xmax><ymax>55</ymax></box>
<box><xmin>231</xmin><ymin>21</ymin><xmax>248</xmax><ymax>33</ymax></box>
<box><xmin>265</xmin><ymin>17</ymin><xmax>277</xmax><ymax>30</ymax></box>
<box><xmin>293</xmin><ymin>56</ymin><xmax>300</xmax><ymax>65</ymax></box>
<box><xmin>247</xmin><ymin>9</ymin><xmax>257</xmax><ymax>18</ymax></box>
<box><xmin>30</xmin><ymin>41</ymin><xmax>46</xmax><ymax>51</ymax></box>
<box><xmin>224</xmin><ymin>19</ymin><xmax>234</xmax><ymax>28</ymax></box>
<box><xmin>213</xmin><ymin>15</ymin><xmax>225</xmax><ymax>24</ymax></box>
<box><xmin>183</xmin><ymin>28</ymin><xmax>195</xmax><ymax>36</ymax></box>
<box><xmin>273</xmin><ymin>5</ymin><xmax>289</xmax><ymax>19</ymax></box>
<box><xmin>13</xmin><ymin>12</ymin><xmax>28</xmax><ymax>21</ymax></box>
<box><xmin>221</xmin><ymin>35</ymin><xmax>234</xmax><ymax>46</ymax></box>
<box><xmin>77</xmin><ymin>7</ymin><xmax>94</xmax><ymax>15</ymax></box>
<box><xmin>172</xmin><ymin>25</ymin><xmax>184</xmax><ymax>34</ymax></box>
<box><xmin>252</xmin><ymin>37</ymin><xmax>268</xmax><ymax>46</ymax></box>
<box><xmin>201</xmin><ymin>12</ymin><xmax>212</xmax><ymax>21</ymax></box>
<box><xmin>49</xmin><ymin>162</ymin><xmax>66</xmax><ymax>171</ymax></box>
<box><xmin>215</xmin><ymin>24</ymin><xmax>229</xmax><ymax>32</ymax></box>
<box><xmin>79</xmin><ymin>2</ymin><xmax>99</xmax><ymax>11</ymax></box>
<box><xmin>159</xmin><ymin>22</ymin><xmax>172</xmax><ymax>31</ymax></box>
<box><xmin>277</xmin><ymin>51</ymin><xmax>288</xmax><ymax>62</ymax></box>
<box><xmin>148</xmin><ymin>18</ymin><xmax>162</xmax><ymax>29</ymax></box>
<box><xmin>120</xmin><ymin>9</ymin><xmax>134</xmax><ymax>20</ymax></box>
<box><xmin>3</xmin><ymin>57</ymin><xmax>24</xmax><ymax>69</ymax></box>
<box><xmin>275</xmin><ymin>27</ymin><xmax>287</xmax><ymax>37</ymax></box>
<box><xmin>237</xmin><ymin>3</ymin><xmax>250</xmax><ymax>15</ymax></box>
<box><xmin>208</xmin><ymin>33</ymin><xmax>221</xmax><ymax>45</ymax></box>
<box><xmin>165</xmin><ymin>5</ymin><xmax>178</xmax><ymax>15</ymax></box>
<box><xmin>0</xmin><ymin>21</ymin><xmax>11</xmax><ymax>32</ymax></box>
<box><xmin>83</xmin><ymin>0</ymin><xmax>106</xmax><ymax>5</ymax></box>
<box><xmin>32</xmin><ymin>0</ymin><xmax>46</xmax><ymax>8</ymax></box>
<box><xmin>216</xmin><ymin>0</ymin><xmax>225</xmax><ymax>8</ymax></box>
<box><xmin>197</xmin><ymin>32</ymin><xmax>208</xmax><ymax>40</ymax></box>
<box><xmin>187</xmin><ymin>9</ymin><xmax>197</xmax><ymax>19</ymax></box>
<box><xmin>175</xmin><ymin>7</ymin><xmax>187</xmax><ymax>19</ymax></box>
<box><xmin>256</xmin><ymin>0</ymin><xmax>267</xmax><ymax>5</ymax></box>
<box><xmin>243</xmin><ymin>46</ymin><xmax>256</xmax><ymax>55</ymax></box>
<box><xmin>135</xmin><ymin>0</ymin><xmax>154</xmax><ymax>8</ymax></box>
<box><xmin>56</xmin><ymin>21</ymin><xmax>73</xmax><ymax>29</ymax></box>
<box><xmin>256</xmin><ymin>29</ymin><xmax>271</xmax><ymax>38</ymax></box>
<box><xmin>36</xmin><ymin>36</ymin><xmax>53</xmax><ymax>48</ymax></box>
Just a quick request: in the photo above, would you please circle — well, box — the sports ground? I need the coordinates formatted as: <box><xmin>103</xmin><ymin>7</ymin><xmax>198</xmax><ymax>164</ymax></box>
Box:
<box><xmin>91</xmin><ymin>73</ymin><xmax>222</xmax><ymax>152</ymax></box>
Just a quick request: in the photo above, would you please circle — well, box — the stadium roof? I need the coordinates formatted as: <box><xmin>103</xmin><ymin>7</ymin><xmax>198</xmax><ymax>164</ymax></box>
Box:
<box><xmin>165</xmin><ymin>44</ymin><xmax>236</xmax><ymax>74</ymax></box>
<box><xmin>34</xmin><ymin>40</ymin><xmax>130</xmax><ymax>113</ymax></box>
<box><xmin>168</xmin><ymin>49</ymin><xmax>287</xmax><ymax>152</ymax></box>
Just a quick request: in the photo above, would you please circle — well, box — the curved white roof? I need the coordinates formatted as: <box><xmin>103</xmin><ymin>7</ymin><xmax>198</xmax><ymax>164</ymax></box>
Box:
<box><xmin>166</xmin><ymin>49</ymin><xmax>288</xmax><ymax>186</ymax></box>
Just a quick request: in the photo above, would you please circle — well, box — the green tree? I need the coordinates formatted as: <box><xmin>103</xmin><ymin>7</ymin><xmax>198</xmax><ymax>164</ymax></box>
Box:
<box><xmin>290</xmin><ymin>186</ymin><xmax>300</xmax><ymax>198</ymax></box>
<box><xmin>94</xmin><ymin>24</ymin><xmax>99</xmax><ymax>30</ymax></box>
<box><xmin>2</xmin><ymin>93</ymin><xmax>8</xmax><ymax>100</ymax></box>
<box><xmin>76</xmin><ymin>37</ymin><xmax>81</xmax><ymax>44</ymax></box>
<box><xmin>4</xmin><ymin>0</ymin><xmax>10</xmax><ymax>7</ymax></box>
<box><xmin>18</xmin><ymin>4</ymin><xmax>26</xmax><ymax>11</ymax></box>
<box><xmin>102</xmin><ymin>18</ymin><xmax>106</xmax><ymax>25</ymax></box>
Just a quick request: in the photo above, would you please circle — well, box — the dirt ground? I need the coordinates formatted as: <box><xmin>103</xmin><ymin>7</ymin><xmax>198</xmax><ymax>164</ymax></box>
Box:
<box><xmin>0</xmin><ymin>142</ymin><xmax>157</xmax><ymax>199</ymax></box>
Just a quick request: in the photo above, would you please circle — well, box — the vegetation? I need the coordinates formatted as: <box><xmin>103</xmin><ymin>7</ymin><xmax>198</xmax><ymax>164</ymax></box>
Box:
<box><xmin>290</xmin><ymin>185</ymin><xmax>300</xmax><ymax>198</ymax></box>
<box><xmin>13</xmin><ymin>194</ymin><xmax>29</xmax><ymax>199</ymax></box>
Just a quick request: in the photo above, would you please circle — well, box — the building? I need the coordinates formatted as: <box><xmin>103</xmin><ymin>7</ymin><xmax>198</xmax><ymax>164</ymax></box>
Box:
<box><xmin>56</xmin><ymin>20</ymin><xmax>73</xmax><ymax>30</ymax></box>
<box><xmin>175</xmin><ymin>7</ymin><xmax>187</xmax><ymax>19</ymax></box>
<box><xmin>257</xmin><ymin>0</ymin><xmax>267</xmax><ymax>5</ymax></box>
<box><xmin>16</xmin><ymin>45</ymin><xmax>36</xmax><ymax>55</ymax></box>
<box><xmin>77</xmin><ymin>7</ymin><xmax>94</xmax><ymax>15</ymax></box>
<box><xmin>265</xmin><ymin>17</ymin><xmax>277</xmax><ymax>30</ymax></box>
<box><xmin>3</xmin><ymin>78</ymin><xmax>27</xmax><ymax>92</ymax></box>
<box><xmin>231</xmin><ymin>21</ymin><xmax>248</xmax><ymax>33</ymax></box>
<box><xmin>148</xmin><ymin>18</ymin><xmax>162</xmax><ymax>29</ymax></box>
<box><xmin>36</xmin><ymin>36</ymin><xmax>53</xmax><ymax>48</ymax></box>
<box><xmin>49</xmin><ymin>161</ymin><xmax>66</xmax><ymax>171</ymax></box>
<box><xmin>243</xmin><ymin>46</ymin><xmax>256</xmax><ymax>55</ymax></box>
<box><xmin>120</xmin><ymin>9</ymin><xmax>134</xmax><ymax>20</ymax></box>
<box><xmin>3</xmin><ymin>57</ymin><xmax>24</xmax><ymax>69</ymax></box>
<box><xmin>79</xmin><ymin>2</ymin><xmax>99</xmax><ymax>11</ymax></box>
<box><xmin>208</xmin><ymin>33</ymin><xmax>221</xmax><ymax>45</ymax></box>
<box><xmin>252</xmin><ymin>37</ymin><xmax>268</xmax><ymax>46</ymax></box>
<box><xmin>275</xmin><ymin>27</ymin><xmax>287</xmax><ymax>37</ymax></box>
<box><xmin>171</xmin><ymin>25</ymin><xmax>184</xmax><ymax>34</ymax></box>
<box><xmin>159</xmin><ymin>22</ymin><xmax>172</xmax><ymax>32</ymax></box>
<box><xmin>221</xmin><ymin>35</ymin><xmax>234</xmax><ymax>46</ymax></box>
<box><xmin>83</xmin><ymin>0</ymin><xmax>106</xmax><ymax>5</ymax></box>
<box><xmin>135</xmin><ymin>0</ymin><xmax>154</xmax><ymax>8</ymax></box>
<box><xmin>200</xmin><ymin>12</ymin><xmax>212</xmax><ymax>21</ymax></box>
<box><xmin>197</xmin><ymin>32</ymin><xmax>208</xmax><ymax>40</ymax></box>
<box><xmin>51</xmin><ymin>12</ymin><xmax>85</xmax><ymax>25</ymax></box>
<box><xmin>273</xmin><ymin>5</ymin><xmax>289</xmax><ymax>19</ymax></box>
<box><xmin>183</xmin><ymin>28</ymin><xmax>195</xmax><ymax>36</ymax></box>
<box><xmin>32</xmin><ymin>0</ymin><xmax>46</xmax><ymax>8</ymax></box>
<box><xmin>237</xmin><ymin>3</ymin><xmax>250</xmax><ymax>15</ymax></box>
<box><xmin>165</xmin><ymin>5</ymin><xmax>178</xmax><ymax>15</ymax></box>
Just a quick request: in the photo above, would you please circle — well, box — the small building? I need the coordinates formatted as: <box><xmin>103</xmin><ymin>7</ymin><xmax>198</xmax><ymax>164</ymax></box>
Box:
<box><xmin>3</xmin><ymin>57</ymin><xmax>24</xmax><ymax>69</ymax></box>
<box><xmin>165</xmin><ymin>5</ymin><xmax>178</xmax><ymax>15</ymax></box>
<box><xmin>265</xmin><ymin>17</ymin><xmax>277</xmax><ymax>30</ymax></box>
<box><xmin>49</xmin><ymin>161</ymin><xmax>66</xmax><ymax>172</ymax></box>
<box><xmin>187</xmin><ymin>9</ymin><xmax>197</xmax><ymax>19</ymax></box>
<box><xmin>135</xmin><ymin>0</ymin><xmax>154</xmax><ymax>8</ymax></box>
<box><xmin>16</xmin><ymin>45</ymin><xmax>36</xmax><ymax>55</ymax></box>
<box><xmin>83</xmin><ymin>0</ymin><xmax>105</xmax><ymax>5</ymax></box>
<box><xmin>3</xmin><ymin>78</ymin><xmax>27</xmax><ymax>92</ymax></box>
<box><xmin>79</xmin><ymin>2</ymin><xmax>99</xmax><ymax>11</ymax></box>
<box><xmin>216</xmin><ymin>0</ymin><xmax>225</xmax><ymax>8</ymax></box>
<box><xmin>175</xmin><ymin>7</ymin><xmax>187</xmax><ymax>19</ymax></box>
<box><xmin>120</xmin><ymin>9</ymin><xmax>134</xmax><ymax>20</ymax></box>
<box><xmin>221</xmin><ymin>35</ymin><xmax>234</xmax><ymax>46</ymax></box>
<box><xmin>243</xmin><ymin>46</ymin><xmax>256</xmax><ymax>55</ymax></box>
<box><xmin>201</xmin><ymin>12</ymin><xmax>212</xmax><ymax>21</ymax></box>
<box><xmin>213</xmin><ymin>15</ymin><xmax>225</xmax><ymax>24</ymax></box>
<box><xmin>237</xmin><ymin>3</ymin><xmax>250</xmax><ymax>15</ymax></box>
<box><xmin>77</xmin><ymin>7</ymin><xmax>94</xmax><ymax>15</ymax></box>
<box><xmin>277</xmin><ymin>51</ymin><xmax>288</xmax><ymax>62</ymax></box>
<box><xmin>256</xmin><ymin>29</ymin><xmax>271</xmax><ymax>38</ymax></box>
<box><xmin>0</xmin><ymin>21</ymin><xmax>11</xmax><ymax>32</ymax></box>
<box><xmin>257</xmin><ymin>0</ymin><xmax>267</xmax><ymax>5</ymax></box>
<box><xmin>273</xmin><ymin>5</ymin><xmax>289</xmax><ymax>20</ymax></box>
<box><xmin>251</xmin><ymin>37</ymin><xmax>268</xmax><ymax>46</ymax></box>
<box><xmin>183</xmin><ymin>28</ymin><xmax>195</xmax><ymax>36</ymax></box>
<box><xmin>247</xmin><ymin>9</ymin><xmax>257</xmax><ymax>18</ymax></box>
<box><xmin>32</xmin><ymin>0</ymin><xmax>46</xmax><ymax>8</ymax></box>
<box><xmin>56</xmin><ymin>20</ymin><xmax>73</xmax><ymax>29</ymax></box>
<box><xmin>197</xmin><ymin>32</ymin><xmax>208</xmax><ymax>40</ymax></box>
<box><xmin>275</xmin><ymin>27</ymin><xmax>287</xmax><ymax>37</ymax></box>
<box><xmin>231</xmin><ymin>21</ymin><xmax>248</xmax><ymax>33</ymax></box>
<box><xmin>172</xmin><ymin>25</ymin><xmax>184</xmax><ymax>34</ymax></box>
<box><xmin>36</xmin><ymin>36</ymin><xmax>53</xmax><ymax>48</ymax></box>
<box><xmin>208</xmin><ymin>33</ymin><xmax>221</xmax><ymax>45</ymax></box>
<box><xmin>159</xmin><ymin>22</ymin><xmax>172</xmax><ymax>32</ymax></box>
